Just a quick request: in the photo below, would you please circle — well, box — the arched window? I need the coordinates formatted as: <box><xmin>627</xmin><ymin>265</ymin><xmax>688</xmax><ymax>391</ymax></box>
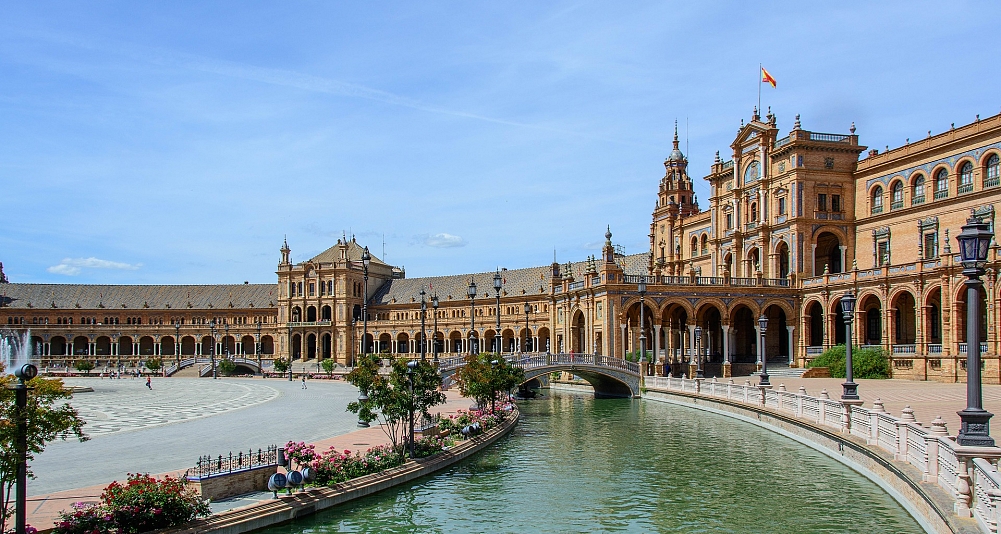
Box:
<box><xmin>985</xmin><ymin>154</ymin><xmax>1000</xmax><ymax>188</ymax></box>
<box><xmin>911</xmin><ymin>174</ymin><xmax>925</xmax><ymax>205</ymax></box>
<box><xmin>934</xmin><ymin>169</ymin><xmax>948</xmax><ymax>199</ymax></box>
<box><xmin>959</xmin><ymin>161</ymin><xmax>973</xmax><ymax>193</ymax></box>
<box><xmin>871</xmin><ymin>186</ymin><xmax>883</xmax><ymax>214</ymax></box>
<box><xmin>700</xmin><ymin>234</ymin><xmax>709</xmax><ymax>255</ymax></box>
<box><xmin>743</xmin><ymin>160</ymin><xmax>760</xmax><ymax>184</ymax></box>
<box><xmin>890</xmin><ymin>181</ymin><xmax>903</xmax><ymax>209</ymax></box>
<box><xmin>750</xmin><ymin>202</ymin><xmax>758</xmax><ymax>221</ymax></box>
<box><xmin>690</xmin><ymin>237</ymin><xmax>698</xmax><ymax>257</ymax></box>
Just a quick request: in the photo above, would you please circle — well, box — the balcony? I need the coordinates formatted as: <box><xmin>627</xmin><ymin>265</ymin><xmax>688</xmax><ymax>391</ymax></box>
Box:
<box><xmin>870</xmin><ymin>205</ymin><xmax>883</xmax><ymax>215</ymax></box>
<box><xmin>958</xmin><ymin>342</ymin><xmax>989</xmax><ymax>353</ymax></box>
<box><xmin>928</xmin><ymin>344</ymin><xmax>942</xmax><ymax>354</ymax></box>
<box><xmin>809</xmin><ymin>132</ymin><xmax>851</xmax><ymax>143</ymax></box>
<box><xmin>806</xmin><ymin>346</ymin><xmax>824</xmax><ymax>355</ymax></box>
<box><xmin>745</xmin><ymin>221</ymin><xmax>758</xmax><ymax>231</ymax></box>
<box><xmin>986</xmin><ymin>176</ymin><xmax>1000</xmax><ymax>188</ymax></box>
<box><xmin>911</xmin><ymin>195</ymin><xmax>925</xmax><ymax>205</ymax></box>
<box><xmin>958</xmin><ymin>182</ymin><xmax>973</xmax><ymax>194</ymax></box>
<box><xmin>934</xmin><ymin>189</ymin><xmax>948</xmax><ymax>200</ymax></box>
<box><xmin>890</xmin><ymin>200</ymin><xmax>904</xmax><ymax>210</ymax></box>
<box><xmin>891</xmin><ymin>344</ymin><xmax>916</xmax><ymax>354</ymax></box>
<box><xmin>287</xmin><ymin>321</ymin><xmax>331</xmax><ymax>327</ymax></box>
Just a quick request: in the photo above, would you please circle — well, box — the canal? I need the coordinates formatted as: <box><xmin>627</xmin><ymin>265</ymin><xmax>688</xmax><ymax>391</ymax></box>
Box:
<box><xmin>258</xmin><ymin>391</ymin><xmax>923</xmax><ymax>533</ymax></box>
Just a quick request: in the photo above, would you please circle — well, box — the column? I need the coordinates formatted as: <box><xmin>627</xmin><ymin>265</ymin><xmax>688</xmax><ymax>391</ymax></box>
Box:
<box><xmin>687</xmin><ymin>324</ymin><xmax>696</xmax><ymax>359</ymax></box>
<box><xmin>722</xmin><ymin>325</ymin><xmax>731</xmax><ymax>363</ymax></box>
<box><xmin>155</xmin><ymin>342</ymin><xmax>161</xmax><ymax>356</ymax></box>
<box><xmin>755</xmin><ymin>326</ymin><xmax>761</xmax><ymax>364</ymax></box>
<box><xmin>786</xmin><ymin>326</ymin><xmax>795</xmax><ymax>365</ymax></box>
<box><xmin>811</xmin><ymin>243</ymin><xmax>818</xmax><ymax>276</ymax></box>
<box><xmin>620</xmin><ymin>323</ymin><xmax>627</xmax><ymax>359</ymax></box>
<box><xmin>839</xmin><ymin>246</ymin><xmax>847</xmax><ymax>273</ymax></box>
<box><xmin>653</xmin><ymin>325</ymin><xmax>662</xmax><ymax>364</ymax></box>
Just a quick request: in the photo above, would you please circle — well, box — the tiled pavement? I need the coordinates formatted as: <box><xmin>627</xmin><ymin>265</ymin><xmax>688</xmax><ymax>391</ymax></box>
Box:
<box><xmin>26</xmin><ymin>376</ymin><xmax>472</xmax><ymax>530</ymax></box>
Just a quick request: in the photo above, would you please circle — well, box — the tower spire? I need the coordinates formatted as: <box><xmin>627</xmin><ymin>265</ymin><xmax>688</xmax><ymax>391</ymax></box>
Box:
<box><xmin>673</xmin><ymin>119</ymin><xmax>679</xmax><ymax>150</ymax></box>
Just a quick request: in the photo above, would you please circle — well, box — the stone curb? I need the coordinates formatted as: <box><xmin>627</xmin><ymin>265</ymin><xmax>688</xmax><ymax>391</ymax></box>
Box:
<box><xmin>159</xmin><ymin>406</ymin><xmax>520</xmax><ymax>534</ymax></box>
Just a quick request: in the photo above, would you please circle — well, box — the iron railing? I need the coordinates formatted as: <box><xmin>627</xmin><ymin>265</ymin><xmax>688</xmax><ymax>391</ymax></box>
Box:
<box><xmin>187</xmin><ymin>445</ymin><xmax>279</xmax><ymax>479</ymax></box>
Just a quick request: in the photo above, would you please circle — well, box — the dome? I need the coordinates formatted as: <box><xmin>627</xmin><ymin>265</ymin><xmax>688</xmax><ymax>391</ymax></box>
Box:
<box><xmin>667</xmin><ymin>147</ymin><xmax>685</xmax><ymax>162</ymax></box>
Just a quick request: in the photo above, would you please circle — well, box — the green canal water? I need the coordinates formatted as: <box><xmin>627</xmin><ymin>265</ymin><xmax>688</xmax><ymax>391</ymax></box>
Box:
<box><xmin>258</xmin><ymin>392</ymin><xmax>923</xmax><ymax>533</ymax></box>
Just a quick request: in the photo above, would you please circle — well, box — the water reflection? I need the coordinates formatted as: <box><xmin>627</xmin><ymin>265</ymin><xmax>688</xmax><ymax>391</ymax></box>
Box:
<box><xmin>257</xmin><ymin>392</ymin><xmax>922</xmax><ymax>533</ymax></box>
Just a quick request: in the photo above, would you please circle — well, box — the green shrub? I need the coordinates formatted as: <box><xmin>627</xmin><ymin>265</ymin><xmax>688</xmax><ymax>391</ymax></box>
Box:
<box><xmin>217</xmin><ymin>358</ymin><xmax>236</xmax><ymax>376</ymax></box>
<box><xmin>74</xmin><ymin>359</ymin><xmax>95</xmax><ymax>374</ymax></box>
<box><xmin>808</xmin><ymin>344</ymin><xmax>889</xmax><ymax>379</ymax></box>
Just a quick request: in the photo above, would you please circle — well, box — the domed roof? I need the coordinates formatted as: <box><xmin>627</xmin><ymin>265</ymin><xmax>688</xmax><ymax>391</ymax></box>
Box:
<box><xmin>666</xmin><ymin>121</ymin><xmax>685</xmax><ymax>162</ymax></box>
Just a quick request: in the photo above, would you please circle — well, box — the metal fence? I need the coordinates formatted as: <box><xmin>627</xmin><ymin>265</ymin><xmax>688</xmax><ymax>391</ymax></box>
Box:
<box><xmin>186</xmin><ymin>445</ymin><xmax>279</xmax><ymax>479</ymax></box>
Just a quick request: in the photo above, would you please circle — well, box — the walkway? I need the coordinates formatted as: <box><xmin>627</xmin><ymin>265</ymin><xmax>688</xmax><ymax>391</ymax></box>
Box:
<box><xmin>25</xmin><ymin>376</ymin><xmax>473</xmax><ymax>530</ymax></box>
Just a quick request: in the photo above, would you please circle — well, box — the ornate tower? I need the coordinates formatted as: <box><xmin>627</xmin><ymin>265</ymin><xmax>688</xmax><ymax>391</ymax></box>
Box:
<box><xmin>650</xmin><ymin>122</ymin><xmax>699</xmax><ymax>275</ymax></box>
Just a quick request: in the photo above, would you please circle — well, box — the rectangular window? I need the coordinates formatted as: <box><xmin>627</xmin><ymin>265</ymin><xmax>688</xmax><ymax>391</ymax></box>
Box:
<box><xmin>817</xmin><ymin>194</ymin><xmax>827</xmax><ymax>212</ymax></box>
<box><xmin>832</xmin><ymin>195</ymin><xmax>841</xmax><ymax>212</ymax></box>
<box><xmin>309</xmin><ymin>283</ymin><xmax>315</xmax><ymax>296</ymax></box>
<box><xmin>778</xmin><ymin>197</ymin><xmax>786</xmax><ymax>215</ymax></box>
<box><xmin>877</xmin><ymin>241</ymin><xmax>889</xmax><ymax>266</ymax></box>
<box><xmin>924</xmin><ymin>233</ymin><xmax>937</xmax><ymax>259</ymax></box>
<box><xmin>297</xmin><ymin>282</ymin><xmax>303</xmax><ymax>296</ymax></box>
<box><xmin>725</xmin><ymin>213</ymin><xmax>733</xmax><ymax>229</ymax></box>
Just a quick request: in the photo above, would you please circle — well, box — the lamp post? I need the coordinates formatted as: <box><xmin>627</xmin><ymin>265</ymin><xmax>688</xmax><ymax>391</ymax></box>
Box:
<box><xmin>11</xmin><ymin>363</ymin><xmax>38</xmax><ymax>534</ymax></box>
<box><xmin>362</xmin><ymin>246</ymin><xmax>371</xmax><ymax>362</ymax></box>
<box><xmin>287</xmin><ymin>322</ymin><xmax>293</xmax><ymax>381</ymax></box>
<box><xmin>695</xmin><ymin>325</ymin><xmax>704</xmax><ymax>378</ymax></box>
<box><xmin>255</xmin><ymin>320</ymin><xmax>262</xmax><ymax>375</ymax></box>
<box><xmin>840</xmin><ymin>292</ymin><xmax>859</xmax><ymax>401</ymax></box>
<box><xmin>209</xmin><ymin>319</ymin><xmax>217</xmax><ymax>380</ymax></box>
<box><xmin>420</xmin><ymin>289</ymin><xmax>427</xmax><ymax>362</ymax></box>
<box><xmin>490</xmin><ymin>359</ymin><xmax>499</xmax><ymax>413</ymax></box>
<box><xmin>467</xmin><ymin>278</ymin><xmax>477</xmax><ymax>354</ymax></box>
<box><xmin>494</xmin><ymin>269</ymin><xmax>502</xmax><ymax>354</ymax></box>
<box><xmin>956</xmin><ymin>216</ymin><xmax>995</xmax><ymax>447</ymax></box>
<box><xmin>174</xmin><ymin>321</ymin><xmax>181</xmax><ymax>370</ymax></box>
<box><xmin>432</xmin><ymin>294</ymin><xmax>439</xmax><ymax>364</ymax></box>
<box><xmin>223</xmin><ymin>323</ymin><xmax>229</xmax><ymax>378</ymax></box>
<box><xmin>638</xmin><ymin>281</ymin><xmax>647</xmax><ymax>366</ymax></box>
<box><xmin>524</xmin><ymin>302</ymin><xmax>532</xmax><ymax>353</ymax></box>
<box><xmin>406</xmin><ymin>360</ymin><xmax>418</xmax><ymax>458</ymax></box>
<box><xmin>758</xmin><ymin>314</ymin><xmax>770</xmax><ymax>387</ymax></box>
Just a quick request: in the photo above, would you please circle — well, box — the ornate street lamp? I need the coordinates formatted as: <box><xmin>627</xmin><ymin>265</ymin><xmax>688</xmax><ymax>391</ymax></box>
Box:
<box><xmin>758</xmin><ymin>314</ymin><xmax>770</xmax><ymax>386</ymax></box>
<box><xmin>362</xmin><ymin>246</ymin><xmax>371</xmax><ymax>361</ymax></box>
<box><xmin>694</xmin><ymin>325</ymin><xmax>704</xmax><ymax>378</ymax></box>
<box><xmin>840</xmin><ymin>292</ymin><xmax>859</xmax><ymax>401</ymax></box>
<box><xmin>255</xmin><ymin>320</ymin><xmax>262</xmax><ymax>375</ymax></box>
<box><xmin>432</xmin><ymin>293</ymin><xmax>439</xmax><ymax>363</ymax></box>
<box><xmin>174</xmin><ymin>321</ymin><xmax>181</xmax><ymax>370</ymax></box>
<box><xmin>494</xmin><ymin>269</ymin><xmax>503</xmax><ymax>354</ymax></box>
<box><xmin>223</xmin><ymin>323</ymin><xmax>230</xmax><ymax>378</ymax></box>
<box><xmin>467</xmin><ymin>278</ymin><xmax>477</xmax><ymax>354</ymax></box>
<box><xmin>638</xmin><ymin>281</ymin><xmax>646</xmax><ymax>364</ymax></box>
<box><xmin>524</xmin><ymin>302</ymin><xmax>532</xmax><ymax>353</ymax></box>
<box><xmin>209</xmin><ymin>319</ymin><xmax>217</xmax><ymax>380</ymax></box>
<box><xmin>420</xmin><ymin>289</ymin><xmax>427</xmax><ymax>362</ymax></box>
<box><xmin>956</xmin><ymin>216</ymin><xmax>995</xmax><ymax>446</ymax></box>
<box><xmin>11</xmin><ymin>363</ymin><xmax>38</xmax><ymax>534</ymax></box>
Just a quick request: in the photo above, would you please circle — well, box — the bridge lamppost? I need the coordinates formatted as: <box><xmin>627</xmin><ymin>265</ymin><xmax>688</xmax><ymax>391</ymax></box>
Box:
<box><xmin>638</xmin><ymin>281</ymin><xmax>646</xmax><ymax>369</ymax></box>
<box><xmin>255</xmin><ymin>320</ymin><xmax>262</xmax><ymax>376</ymax></box>
<box><xmin>431</xmin><ymin>293</ymin><xmax>439</xmax><ymax>364</ymax></box>
<box><xmin>840</xmin><ymin>292</ymin><xmax>859</xmax><ymax>401</ymax></box>
<box><xmin>494</xmin><ymin>269</ymin><xmax>502</xmax><ymax>354</ymax></box>
<box><xmin>420</xmin><ymin>289</ymin><xmax>427</xmax><ymax>362</ymax></box>
<box><xmin>758</xmin><ymin>314</ymin><xmax>770</xmax><ymax>387</ymax></box>
<box><xmin>467</xmin><ymin>278</ymin><xmax>477</xmax><ymax>354</ymax></box>
<box><xmin>362</xmin><ymin>246</ymin><xmax>371</xmax><ymax>362</ymax></box>
<box><xmin>222</xmin><ymin>323</ymin><xmax>229</xmax><ymax>378</ymax></box>
<box><xmin>209</xmin><ymin>320</ymin><xmax>217</xmax><ymax>380</ymax></box>
<box><xmin>956</xmin><ymin>216</ymin><xmax>994</xmax><ymax>446</ymax></box>
<box><xmin>694</xmin><ymin>325</ymin><xmax>704</xmax><ymax>378</ymax></box>
<box><xmin>524</xmin><ymin>302</ymin><xmax>532</xmax><ymax>353</ymax></box>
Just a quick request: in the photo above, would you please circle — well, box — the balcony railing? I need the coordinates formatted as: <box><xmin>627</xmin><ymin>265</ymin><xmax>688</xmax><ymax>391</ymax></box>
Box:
<box><xmin>287</xmin><ymin>321</ymin><xmax>332</xmax><ymax>327</ymax></box>
<box><xmin>912</xmin><ymin>195</ymin><xmax>925</xmax><ymax>205</ymax></box>
<box><xmin>806</xmin><ymin>346</ymin><xmax>824</xmax><ymax>355</ymax></box>
<box><xmin>892</xmin><ymin>344</ymin><xmax>916</xmax><ymax>354</ymax></box>
<box><xmin>809</xmin><ymin>132</ymin><xmax>851</xmax><ymax>143</ymax></box>
<box><xmin>568</xmin><ymin>281</ymin><xmax>585</xmax><ymax>291</ymax></box>
<box><xmin>958</xmin><ymin>342</ymin><xmax>989</xmax><ymax>353</ymax></box>
<box><xmin>985</xmin><ymin>176</ymin><xmax>1000</xmax><ymax>188</ymax></box>
<box><xmin>928</xmin><ymin>344</ymin><xmax>943</xmax><ymax>354</ymax></box>
<box><xmin>934</xmin><ymin>189</ymin><xmax>948</xmax><ymax>200</ymax></box>
<box><xmin>890</xmin><ymin>200</ymin><xmax>904</xmax><ymax>210</ymax></box>
<box><xmin>871</xmin><ymin>205</ymin><xmax>883</xmax><ymax>215</ymax></box>
<box><xmin>958</xmin><ymin>182</ymin><xmax>973</xmax><ymax>194</ymax></box>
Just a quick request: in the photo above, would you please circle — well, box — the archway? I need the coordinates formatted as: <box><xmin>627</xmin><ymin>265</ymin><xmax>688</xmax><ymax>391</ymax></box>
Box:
<box><xmin>831</xmin><ymin>297</ymin><xmax>847</xmax><ymax>345</ymax></box>
<box><xmin>762</xmin><ymin>304</ymin><xmax>788</xmax><ymax>364</ymax></box>
<box><xmin>119</xmin><ymin>336</ymin><xmax>134</xmax><ymax>356</ymax></box>
<box><xmin>322</xmin><ymin>333</ymin><xmax>332</xmax><ymax>360</ymax></box>
<box><xmin>397</xmin><ymin>332</ymin><xmax>410</xmax><ymax>354</ymax></box>
<box><xmin>815</xmin><ymin>232</ymin><xmax>843</xmax><ymax>275</ymax></box>
<box><xmin>241</xmin><ymin>335</ymin><xmax>255</xmax><ymax>355</ymax></box>
<box><xmin>306</xmin><ymin>333</ymin><xmax>317</xmax><ymax>360</ymax></box>
<box><xmin>571</xmin><ymin>311</ymin><xmax>586</xmax><ymax>353</ymax></box>
<box><xmin>96</xmin><ymin>336</ymin><xmax>112</xmax><ymax>356</ymax></box>
<box><xmin>159</xmin><ymin>336</ymin><xmax>175</xmax><ymax>356</ymax></box>
<box><xmin>661</xmin><ymin>304</ymin><xmax>689</xmax><ymax>370</ymax></box>
<box><xmin>625</xmin><ymin>302</ymin><xmax>654</xmax><ymax>358</ymax></box>
<box><xmin>307</xmin><ymin>306</ymin><xmax>317</xmax><ymax>322</ymax></box>
<box><xmin>200</xmin><ymin>336</ymin><xmax>213</xmax><ymax>357</ymax></box>
<box><xmin>449</xmin><ymin>331</ymin><xmax>463</xmax><ymax>353</ymax></box>
<box><xmin>221</xmin><ymin>336</ymin><xmax>235</xmax><ymax>357</ymax></box>
<box><xmin>891</xmin><ymin>291</ymin><xmax>917</xmax><ymax>346</ymax></box>
<box><xmin>321</xmin><ymin>305</ymin><xmax>332</xmax><ymax>321</ymax></box>
<box><xmin>955</xmin><ymin>285</ymin><xmax>988</xmax><ymax>345</ymax></box>
<box><xmin>260</xmin><ymin>335</ymin><xmax>275</xmax><ymax>355</ymax></box>
<box><xmin>729</xmin><ymin>306</ymin><xmax>756</xmax><ymax>365</ymax></box>
<box><xmin>776</xmin><ymin>241</ymin><xmax>791</xmax><ymax>279</ymax></box>
<box><xmin>502</xmin><ymin>328</ymin><xmax>516</xmax><ymax>353</ymax></box>
<box><xmin>50</xmin><ymin>336</ymin><xmax>67</xmax><ymax>356</ymax></box>
<box><xmin>925</xmin><ymin>288</ymin><xmax>942</xmax><ymax>346</ymax></box>
<box><xmin>860</xmin><ymin>294</ymin><xmax>883</xmax><ymax>345</ymax></box>
<box><xmin>181</xmin><ymin>336</ymin><xmax>196</xmax><ymax>355</ymax></box>
<box><xmin>695</xmin><ymin>304</ymin><xmax>724</xmax><ymax>374</ymax></box>
<box><xmin>484</xmin><ymin>329</ymin><xmax>497</xmax><ymax>354</ymax></box>
<box><xmin>139</xmin><ymin>336</ymin><xmax>155</xmax><ymax>356</ymax></box>
<box><xmin>291</xmin><ymin>333</ymin><xmax>302</xmax><ymax>360</ymax></box>
<box><xmin>807</xmin><ymin>301</ymin><xmax>824</xmax><ymax>347</ymax></box>
<box><xmin>537</xmin><ymin>327</ymin><xmax>551</xmax><ymax>353</ymax></box>
<box><xmin>378</xmin><ymin>333</ymin><xmax>392</xmax><ymax>354</ymax></box>
<box><xmin>291</xmin><ymin>306</ymin><xmax>302</xmax><ymax>322</ymax></box>
<box><xmin>72</xmin><ymin>336</ymin><xmax>89</xmax><ymax>356</ymax></box>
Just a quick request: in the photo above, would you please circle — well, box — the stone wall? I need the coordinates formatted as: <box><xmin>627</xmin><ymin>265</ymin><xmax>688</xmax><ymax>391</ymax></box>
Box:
<box><xmin>187</xmin><ymin>465</ymin><xmax>275</xmax><ymax>501</ymax></box>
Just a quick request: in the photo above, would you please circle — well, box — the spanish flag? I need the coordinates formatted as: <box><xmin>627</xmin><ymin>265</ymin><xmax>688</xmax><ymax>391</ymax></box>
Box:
<box><xmin>761</xmin><ymin>66</ymin><xmax>777</xmax><ymax>88</ymax></box>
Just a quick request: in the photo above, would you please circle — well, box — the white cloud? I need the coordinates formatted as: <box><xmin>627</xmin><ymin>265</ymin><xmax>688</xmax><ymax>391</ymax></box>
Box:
<box><xmin>417</xmin><ymin>233</ymin><xmax>466</xmax><ymax>248</ymax></box>
<box><xmin>47</xmin><ymin>257</ymin><xmax>142</xmax><ymax>276</ymax></box>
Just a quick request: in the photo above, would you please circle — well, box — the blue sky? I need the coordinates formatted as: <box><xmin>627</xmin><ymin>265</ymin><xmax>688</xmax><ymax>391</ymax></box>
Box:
<box><xmin>2</xmin><ymin>2</ymin><xmax>999</xmax><ymax>284</ymax></box>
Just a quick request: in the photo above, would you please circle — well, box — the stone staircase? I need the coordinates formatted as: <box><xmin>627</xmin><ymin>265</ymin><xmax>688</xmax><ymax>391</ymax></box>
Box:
<box><xmin>765</xmin><ymin>364</ymin><xmax>808</xmax><ymax>378</ymax></box>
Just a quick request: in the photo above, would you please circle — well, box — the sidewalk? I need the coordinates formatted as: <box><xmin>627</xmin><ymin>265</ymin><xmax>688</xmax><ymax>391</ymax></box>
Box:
<box><xmin>25</xmin><ymin>390</ymin><xmax>474</xmax><ymax>531</ymax></box>
<box><xmin>721</xmin><ymin>375</ymin><xmax>1001</xmax><ymax>439</ymax></box>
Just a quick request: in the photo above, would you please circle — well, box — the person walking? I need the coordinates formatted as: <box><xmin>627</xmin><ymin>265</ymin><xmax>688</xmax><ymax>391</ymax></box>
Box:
<box><xmin>146</xmin><ymin>376</ymin><xmax>152</xmax><ymax>390</ymax></box>
<box><xmin>301</xmin><ymin>375</ymin><xmax>307</xmax><ymax>390</ymax></box>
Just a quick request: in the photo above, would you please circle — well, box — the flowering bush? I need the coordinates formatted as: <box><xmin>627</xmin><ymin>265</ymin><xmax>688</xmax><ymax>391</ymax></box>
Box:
<box><xmin>439</xmin><ymin>407</ymin><xmax>507</xmax><ymax>439</ymax></box>
<box><xmin>54</xmin><ymin>502</ymin><xmax>113</xmax><ymax>534</ymax></box>
<box><xmin>54</xmin><ymin>474</ymin><xmax>209</xmax><ymax>534</ymax></box>
<box><xmin>284</xmin><ymin>441</ymin><xmax>317</xmax><ymax>470</ymax></box>
<box><xmin>312</xmin><ymin>445</ymin><xmax>404</xmax><ymax>485</ymax></box>
<box><xmin>411</xmin><ymin>436</ymin><xmax>446</xmax><ymax>458</ymax></box>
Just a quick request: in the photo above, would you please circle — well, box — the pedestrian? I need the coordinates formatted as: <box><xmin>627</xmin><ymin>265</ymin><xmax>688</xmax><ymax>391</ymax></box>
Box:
<box><xmin>301</xmin><ymin>375</ymin><xmax>307</xmax><ymax>390</ymax></box>
<box><xmin>146</xmin><ymin>376</ymin><xmax>152</xmax><ymax>390</ymax></box>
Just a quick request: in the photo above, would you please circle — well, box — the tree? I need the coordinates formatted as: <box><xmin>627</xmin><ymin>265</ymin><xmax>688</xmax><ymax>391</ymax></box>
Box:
<box><xmin>321</xmin><ymin>358</ymin><xmax>336</xmax><ymax>378</ymax></box>
<box><xmin>1</xmin><ymin>363</ymin><xmax>88</xmax><ymax>532</ymax></box>
<box><xmin>271</xmin><ymin>357</ymin><xmax>289</xmax><ymax>375</ymax></box>
<box><xmin>217</xmin><ymin>358</ymin><xmax>236</xmax><ymax>376</ymax></box>
<box><xmin>456</xmin><ymin>354</ymin><xmax>525</xmax><ymax>412</ymax></box>
<box><xmin>144</xmin><ymin>357</ymin><xmax>162</xmax><ymax>374</ymax></box>
<box><xmin>346</xmin><ymin>357</ymin><xmax>445</xmax><ymax>455</ymax></box>
<box><xmin>74</xmin><ymin>359</ymin><xmax>95</xmax><ymax>375</ymax></box>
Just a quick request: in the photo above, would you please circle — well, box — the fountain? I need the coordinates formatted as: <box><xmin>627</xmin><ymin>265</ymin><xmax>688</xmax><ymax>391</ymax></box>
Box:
<box><xmin>1</xmin><ymin>328</ymin><xmax>34</xmax><ymax>375</ymax></box>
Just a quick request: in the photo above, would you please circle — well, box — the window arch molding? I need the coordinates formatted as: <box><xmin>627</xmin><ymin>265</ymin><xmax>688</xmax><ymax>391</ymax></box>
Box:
<box><xmin>910</xmin><ymin>172</ymin><xmax>926</xmax><ymax>205</ymax></box>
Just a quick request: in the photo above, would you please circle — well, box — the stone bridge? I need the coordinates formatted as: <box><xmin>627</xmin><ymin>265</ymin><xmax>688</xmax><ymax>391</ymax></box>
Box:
<box><xmin>438</xmin><ymin>353</ymin><xmax>641</xmax><ymax>398</ymax></box>
<box><xmin>165</xmin><ymin>357</ymin><xmax>263</xmax><ymax>376</ymax></box>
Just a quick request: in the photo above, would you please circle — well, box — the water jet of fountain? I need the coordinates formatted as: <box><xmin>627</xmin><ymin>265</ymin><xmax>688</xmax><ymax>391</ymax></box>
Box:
<box><xmin>1</xmin><ymin>328</ymin><xmax>34</xmax><ymax>374</ymax></box>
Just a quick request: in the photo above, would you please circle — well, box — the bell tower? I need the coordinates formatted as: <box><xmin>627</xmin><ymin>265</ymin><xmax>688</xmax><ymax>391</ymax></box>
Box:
<box><xmin>650</xmin><ymin>122</ymin><xmax>699</xmax><ymax>275</ymax></box>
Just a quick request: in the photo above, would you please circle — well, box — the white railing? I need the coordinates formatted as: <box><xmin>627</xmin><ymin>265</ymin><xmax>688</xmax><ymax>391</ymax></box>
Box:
<box><xmin>643</xmin><ymin>376</ymin><xmax>1001</xmax><ymax>532</ymax></box>
<box><xmin>806</xmin><ymin>346</ymin><xmax>824</xmax><ymax>355</ymax></box>
<box><xmin>440</xmin><ymin>353</ymin><xmax>640</xmax><ymax>376</ymax></box>
<box><xmin>892</xmin><ymin>344</ymin><xmax>917</xmax><ymax>354</ymax></box>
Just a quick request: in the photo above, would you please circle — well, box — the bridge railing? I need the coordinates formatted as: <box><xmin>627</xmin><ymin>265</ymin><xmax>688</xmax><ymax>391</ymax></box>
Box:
<box><xmin>439</xmin><ymin>353</ymin><xmax>640</xmax><ymax>375</ymax></box>
<box><xmin>644</xmin><ymin>375</ymin><xmax>1001</xmax><ymax>533</ymax></box>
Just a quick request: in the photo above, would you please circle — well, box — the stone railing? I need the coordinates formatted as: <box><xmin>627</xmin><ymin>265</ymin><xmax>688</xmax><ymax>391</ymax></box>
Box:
<box><xmin>644</xmin><ymin>376</ymin><xmax>1001</xmax><ymax>532</ymax></box>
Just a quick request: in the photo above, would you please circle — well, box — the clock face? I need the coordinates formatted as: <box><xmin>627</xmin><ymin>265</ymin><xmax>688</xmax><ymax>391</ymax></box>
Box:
<box><xmin>744</xmin><ymin>160</ymin><xmax>760</xmax><ymax>183</ymax></box>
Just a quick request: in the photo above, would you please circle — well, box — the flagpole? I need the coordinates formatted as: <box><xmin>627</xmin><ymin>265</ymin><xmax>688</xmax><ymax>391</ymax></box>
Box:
<box><xmin>757</xmin><ymin>63</ymin><xmax>761</xmax><ymax>117</ymax></box>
